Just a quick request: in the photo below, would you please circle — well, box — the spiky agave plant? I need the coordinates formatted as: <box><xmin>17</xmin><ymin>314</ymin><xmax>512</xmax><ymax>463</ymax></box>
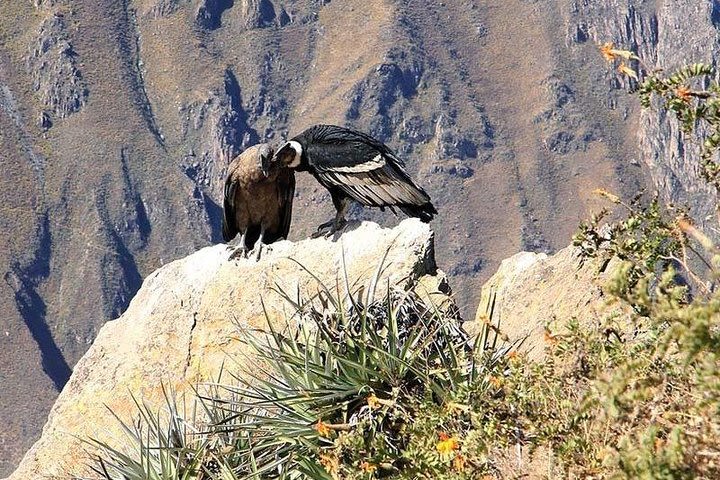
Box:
<box><xmin>83</xmin><ymin>384</ymin><xmax>264</xmax><ymax>480</ymax></box>
<box><xmin>86</xmin><ymin>252</ymin><xmax>504</xmax><ymax>479</ymax></box>
<box><xmin>209</xmin><ymin>253</ymin><xmax>501</xmax><ymax>478</ymax></box>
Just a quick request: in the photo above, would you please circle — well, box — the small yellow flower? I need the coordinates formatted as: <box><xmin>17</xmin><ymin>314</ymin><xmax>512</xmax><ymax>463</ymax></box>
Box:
<box><xmin>618</xmin><ymin>62</ymin><xmax>639</xmax><ymax>80</ymax></box>
<box><xmin>315</xmin><ymin>420</ymin><xmax>331</xmax><ymax>437</ymax></box>
<box><xmin>360</xmin><ymin>461</ymin><xmax>377</xmax><ymax>473</ymax></box>
<box><xmin>445</xmin><ymin>402</ymin><xmax>470</xmax><ymax>414</ymax></box>
<box><xmin>592</xmin><ymin>188</ymin><xmax>621</xmax><ymax>203</ymax></box>
<box><xmin>436</xmin><ymin>433</ymin><xmax>460</xmax><ymax>455</ymax></box>
<box><xmin>675</xmin><ymin>85</ymin><xmax>692</xmax><ymax>103</ymax></box>
<box><xmin>452</xmin><ymin>454</ymin><xmax>466</xmax><ymax>472</ymax></box>
<box><xmin>367</xmin><ymin>394</ymin><xmax>381</xmax><ymax>410</ymax></box>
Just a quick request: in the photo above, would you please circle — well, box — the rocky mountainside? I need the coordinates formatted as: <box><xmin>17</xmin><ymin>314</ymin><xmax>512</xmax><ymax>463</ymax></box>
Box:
<box><xmin>0</xmin><ymin>0</ymin><xmax>716</xmax><ymax>474</ymax></box>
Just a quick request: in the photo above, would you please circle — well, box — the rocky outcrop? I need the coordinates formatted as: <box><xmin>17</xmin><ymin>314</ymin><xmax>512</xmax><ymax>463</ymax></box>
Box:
<box><xmin>6</xmin><ymin>219</ymin><xmax>444</xmax><ymax>479</ymax></box>
<box><xmin>195</xmin><ymin>0</ymin><xmax>283</xmax><ymax>31</ymax></box>
<box><xmin>26</xmin><ymin>13</ymin><xmax>88</xmax><ymax>122</ymax></box>
<box><xmin>466</xmin><ymin>246</ymin><xmax>630</xmax><ymax>362</ymax></box>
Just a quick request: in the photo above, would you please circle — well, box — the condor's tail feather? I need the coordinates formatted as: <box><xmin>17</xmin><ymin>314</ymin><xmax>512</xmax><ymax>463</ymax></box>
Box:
<box><xmin>399</xmin><ymin>202</ymin><xmax>437</xmax><ymax>223</ymax></box>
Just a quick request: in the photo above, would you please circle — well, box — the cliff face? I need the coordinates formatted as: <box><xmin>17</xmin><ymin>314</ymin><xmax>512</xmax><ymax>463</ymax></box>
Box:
<box><xmin>0</xmin><ymin>0</ymin><xmax>716</xmax><ymax>473</ymax></box>
<box><xmin>6</xmin><ymin>219</ymin><xmax>444</xmax><ymax>479</ymax></box>
<box><xmin>574</xmin><ymin>0</ymin><xmax>720</xmax><ymax>229</ymax></box>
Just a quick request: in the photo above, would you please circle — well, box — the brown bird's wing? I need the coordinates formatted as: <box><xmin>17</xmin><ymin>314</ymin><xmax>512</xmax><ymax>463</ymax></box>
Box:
<box><xmin>222</xmin><ymin>170</ymin><xmax>241</xmax><ymax>242</ymax></box>
<box><xmin>262</xmin><ymin>168</ymin><xmax>295</xmax><ymax>244</ymax></box>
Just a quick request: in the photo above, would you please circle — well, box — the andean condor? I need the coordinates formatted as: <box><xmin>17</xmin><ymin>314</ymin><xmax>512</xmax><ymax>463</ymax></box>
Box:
<box><xmin>222</xmin><ymin>143</ymin><xmax>295</xmax><ymax>259</ymax></box>
<box><xmin>271</xmin><ymin>124</ymin><xmax>437</xmax><ymax>234</ymax></box>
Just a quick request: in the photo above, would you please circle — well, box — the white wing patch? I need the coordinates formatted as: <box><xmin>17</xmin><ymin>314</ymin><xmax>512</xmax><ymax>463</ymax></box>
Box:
<box><xmin>319</xmin><ymin>166</ymin><xmax>429</xmax><ymax>207</ymax></box>
<box><xmin>330</xmin><ymin>154</ymin><xmax>386</xmax><ymax>173</ymax></box>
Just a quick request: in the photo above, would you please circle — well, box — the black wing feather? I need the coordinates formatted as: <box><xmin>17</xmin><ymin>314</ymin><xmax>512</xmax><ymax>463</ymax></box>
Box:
<box><xmin>222</xmin><ymin>176</ymin><xmax>239</xmax><ymax>242</ymax></box>
<box><xmin>295</xmin><ymin>125</ymin><xmax>436</xmax><ymax>220</ymax></box>
<box><xmin>276</xmin><ymin>171</ymin><xmax>295</xmax><ymax>241</ymax></box>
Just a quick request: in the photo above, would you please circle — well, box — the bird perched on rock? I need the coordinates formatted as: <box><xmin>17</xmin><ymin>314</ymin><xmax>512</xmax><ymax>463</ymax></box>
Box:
<box><xmin>222</xmin><ymin>143</ymin><xmax>295</xmax><ymax>259</ymax></box>
<box><xmin>271</xmin><ymin>124</ymin><xmax>436</xmax><ymax>235</ymax></box>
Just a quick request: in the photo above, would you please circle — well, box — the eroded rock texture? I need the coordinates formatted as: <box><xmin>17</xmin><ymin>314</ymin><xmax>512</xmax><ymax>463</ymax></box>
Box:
<box><xmin>27</xmin><ymin>13</ymin><xmax>88</xmax><ymax>121</ymax></box>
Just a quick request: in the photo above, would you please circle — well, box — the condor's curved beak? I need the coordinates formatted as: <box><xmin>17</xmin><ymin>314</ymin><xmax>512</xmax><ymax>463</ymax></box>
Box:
<box><xmin>260</xmin><ymin>153</ymin><xmax>270</xmax><ymax>177</ymax></box>
<box><xmin>259</xmin><ymin>144</ymin><xmax>273</xmax><ymax>177</ymax></box>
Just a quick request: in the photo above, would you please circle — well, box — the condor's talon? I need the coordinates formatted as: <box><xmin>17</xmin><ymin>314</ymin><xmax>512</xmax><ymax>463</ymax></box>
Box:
<box><xmin>311</xmin><ymin>220</ymin><xmax>334</xmax><ymax>238</ymax></box>
<box><xmin>228</xmin><ymin>246</ymin><xmax>248</xmax><ymax>260</ymax></box>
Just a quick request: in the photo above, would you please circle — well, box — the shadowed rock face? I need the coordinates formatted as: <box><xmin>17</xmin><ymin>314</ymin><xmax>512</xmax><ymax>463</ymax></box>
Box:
<box><xmin>6</xmin><ymin>219</ymin><xmax>443</xmax><ymax>479</ymax></box>
<box><xmin>0</xmin><ymin>0</ymin><xmax>716</xmax><ymax>474</ymax></box>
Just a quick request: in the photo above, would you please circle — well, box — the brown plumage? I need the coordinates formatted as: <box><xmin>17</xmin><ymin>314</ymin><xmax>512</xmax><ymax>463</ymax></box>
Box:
<box><xmin>222</xmin><ymin>143</ymin><xmax>295</xmax><ymax>257</ymax></box>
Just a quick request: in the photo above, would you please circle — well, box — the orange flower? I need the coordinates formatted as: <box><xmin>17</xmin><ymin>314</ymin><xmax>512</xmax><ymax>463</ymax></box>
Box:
<box><xmin>600</xmin><ymin>42</ymin><xmax>617</xmax><ymax>61</ymax></box>
<box><xmin>488</xmin><ymin>375</ymin><xmax>503</xmax><ymax>388</ymax></box>
<box><xmin>436</xmin><ymin>433</ymin><xmax>460</xmax><ymax>455</ymax></box>
<box><xmin>452</xmin><ymin>454</ymin><xmax>466</xmax><ymax>472</ymax></box>
<box><xmin>675</xmin><ymin>85</ymin><xmax>692</xmax><ymax>103</ymax></box>
<box><xmin>599</xmin><ymin>42</ymin><xmax>637</xmax><ymax>62</ymax></box>
<box><xmin>367</xmin><ymin>394</ymin><xmax>381</xmax><ymax>410</ymax></box>
<box><xmin>543</xmin><ymin>328</ymin><xmax>558</xmax><ymax>345</ymax></box>
<box><xmin>618</xmin><ymin>62</ymin><xmax>638</xmax><ymax>80</ymax></box>
<box><xmin>319</xmin><ymin>453</ymin><xmax>340</xmax><ymax>477</ymax></box>
<box><xmin>315</xmin><ymin>420</ymin><xmax>331</xmax><ymax>437</ymax></box>
<box><xmin>360</xmin><ymin>461</ymin><xmax>377</xmax><ymax>473</ymax></box>
<box><xmin>655</xmin><ymin>437</ymin><xmax>665</xmax><ymax>452</ymax></box>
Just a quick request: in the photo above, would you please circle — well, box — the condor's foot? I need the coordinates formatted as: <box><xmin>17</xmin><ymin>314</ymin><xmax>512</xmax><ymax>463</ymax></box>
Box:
<box><xmin>311</xmin><ymin>217</ymin><xmax>347</xmax><ymax>238</ymax></box>
<box><xmin>228</xmin><ymin>245</ymin><xmax>248</xmax><ymax>260</ymax></box>
<box><xmin>249</xmin><ymin>242</ymin><xmax>265</xmax><ymax>261</ymax></box>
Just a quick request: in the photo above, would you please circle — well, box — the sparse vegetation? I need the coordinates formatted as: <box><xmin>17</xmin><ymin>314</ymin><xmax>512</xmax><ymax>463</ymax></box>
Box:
<box><xmin>86</xmin><ymin>52</ymin><xmax>720</xmax><ymax>479</ymax></box>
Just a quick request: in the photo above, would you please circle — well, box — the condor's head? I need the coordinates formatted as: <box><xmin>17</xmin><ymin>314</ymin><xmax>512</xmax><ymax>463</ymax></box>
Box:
<box><xmin>271</xmin><ymin>139</ymin><xmax>304</xmax><ymax>170</ymax></box>
<box><xmin>257</xmin><ymin>143</ymin><xmax>275</xmax><ymax>177</ymax></box>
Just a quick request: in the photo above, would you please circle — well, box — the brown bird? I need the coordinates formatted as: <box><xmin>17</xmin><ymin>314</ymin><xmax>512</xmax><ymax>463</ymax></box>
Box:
<box><xmin>222</xmin><ymin>143</ymin><xmax>295</xmax><ymax>259</ymax></box>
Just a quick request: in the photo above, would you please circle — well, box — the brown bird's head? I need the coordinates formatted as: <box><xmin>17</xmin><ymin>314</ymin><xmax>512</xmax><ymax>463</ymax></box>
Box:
<box><xmin>257</xmin><ymin>143</ymin><xmax>274</xmax><ymax>177</ymax></box>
